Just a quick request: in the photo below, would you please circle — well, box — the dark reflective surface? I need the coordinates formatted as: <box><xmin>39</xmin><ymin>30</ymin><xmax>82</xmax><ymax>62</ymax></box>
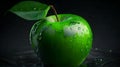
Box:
<box><xmin>0</xmin><ymin>48</ymin><xmax>120</xmax><ymax>67</ymax></box>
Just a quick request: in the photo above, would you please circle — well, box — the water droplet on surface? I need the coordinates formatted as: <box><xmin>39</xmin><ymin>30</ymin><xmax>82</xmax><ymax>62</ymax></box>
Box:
<box><xmin>19</xmin><ymin>56</ymin><xmax>23</xmax><ymax>59</ymax></box>
<box><xmin>35</xmin><ymin>47</ymin><xmax>39</xmax><ymax>53</ymax></box>
<box><xmin>94</xmin><ymin>58</ymin><xmax>103</xmax><ymax>65</ymax></box>
<box><xmin>100</xmin><ymin>59</ymin><xmax>103</xmax><ymax>61</ymax></box>
<box><xmin>109</xmin><ymin>50</ymin><xmax>112</xmax><ymax>52</ymax></box>
<box><xmin>95</xmin><ymin>48</ymin><xmax>98</xmax><ymax>50</ymax></box>
<box><xmin>95</xmin><ymin>62</ymin><xmax>98</xmax><ymax>65</ymax></box>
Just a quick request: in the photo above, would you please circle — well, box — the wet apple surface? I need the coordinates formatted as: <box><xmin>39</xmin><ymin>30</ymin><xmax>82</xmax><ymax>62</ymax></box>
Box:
<box><xmin>30</xmin><ymin>14</ymin><xmax>93</xmax><ymax>67</ymax></box>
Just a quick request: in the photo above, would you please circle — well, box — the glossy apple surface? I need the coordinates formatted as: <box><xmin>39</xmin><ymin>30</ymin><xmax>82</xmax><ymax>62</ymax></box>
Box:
<box><xmin>30</xmin><ymin>14</ymin><xmax>93</xmax><ymax>67</ymax></box>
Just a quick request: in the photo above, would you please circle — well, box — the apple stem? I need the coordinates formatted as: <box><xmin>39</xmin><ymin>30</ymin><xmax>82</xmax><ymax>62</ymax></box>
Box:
<box><xmin>50</xmin><ymin>5</ymin><xmax>60</xmax><ymax>22</ymax></box>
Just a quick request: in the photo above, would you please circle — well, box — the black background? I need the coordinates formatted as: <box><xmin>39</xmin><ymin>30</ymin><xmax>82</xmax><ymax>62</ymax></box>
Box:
<box><xmin>0</xmin><ymin>0</ymin><xmax>120</xmax><ymax>65</ymax></box>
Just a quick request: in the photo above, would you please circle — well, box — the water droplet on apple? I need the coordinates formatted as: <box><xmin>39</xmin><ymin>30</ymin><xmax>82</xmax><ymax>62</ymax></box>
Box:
<box><xmin>37</xmin><ymin>33</ymin><xmax>42</xmax><ymax>41</ymax></box>
<box><xmin>39</xmin><ymin>33</ymin><xmax>42</xmax><ymax>36</ymax></box>
<box><xmin>70</xmin><ymin>22</ymin><xmax>76</xmax><ymax>25</ymax></box>
<box><xmin>81</xmin><ymin>49</ymin><xmax>83</xmax><ymax>51</ymax></box>
<box><xmin>70</xmin><ymin>39</ymin><xmax>73</xmax><ymax>42</ymax></box>
<box><xmin>78</xmin><ymin>27</ymin><xmax>81</xmax><ymax>30</ymax></box>
<box><xmin>45</xmin><ymin>26</ymin><xmax>55</xmax><ymax>35</ymax></box>
<box><xmin>70</xmin><ymin>27</ymin><xmax>72</xmax><ymax>30</ymax></box>
<box><xmin>34</xmin><ymin>8</ymin><xmax>37</xmax><ymax>10</ymax></box>
<box><xmin>70</xmin><ymin>21</ymin><xmax>80</xmax><ymax>25</ymax></box>
<box><xmin>87</xmin><ymin>40</ymin><xmax>91</xmax><ymax>44</ymax></box>
<box><xmin>82</xmin><ymin>29</ymin><xmax>85</xmax><ymax>32</ymax></box>
<box><xmin>86</xmin><ymin>48</ymin><xmax>89</xmax><ymax>52</ymax></box>
<box><xmin>64</xmin><ymin>26</ymin><xmax>76</xmax><ymax>37</ymax></box>
<box><xmin>86</xmin><ymin>46</ymin><xmax>88</xmax><ymax>49</ymax></box>
<box><xmin>38</xmin><ymin>37</ymin><xmax>42</xmax><ymax>41</ymax></box>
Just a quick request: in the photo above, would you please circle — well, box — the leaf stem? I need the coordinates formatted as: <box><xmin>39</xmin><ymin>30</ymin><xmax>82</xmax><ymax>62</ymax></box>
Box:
<box><xmin>50</xmin><ymin>5</ymin><xmax>60</xmax><ymax>22</ymax></box>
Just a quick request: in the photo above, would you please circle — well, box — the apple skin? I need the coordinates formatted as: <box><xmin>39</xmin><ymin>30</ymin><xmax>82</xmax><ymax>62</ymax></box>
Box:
<box><xmin>30</xmin><ymin>14</ymin><xmax>93</xmax><ymax>67</ymax></box>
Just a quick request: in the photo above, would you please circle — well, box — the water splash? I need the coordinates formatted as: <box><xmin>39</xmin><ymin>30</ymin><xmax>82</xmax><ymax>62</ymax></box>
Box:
<box><xmin>10</xmin><ymin>48</ymin><xmax>120</xmax><ymax>67</ymax></box>
<box><xmin>83</xmin><ymin>48</ymin><xmax>120</xmax><ymax>67</ymax></box>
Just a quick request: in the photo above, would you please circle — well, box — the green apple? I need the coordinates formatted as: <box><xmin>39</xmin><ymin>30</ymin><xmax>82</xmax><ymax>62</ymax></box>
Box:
<box><xmin>9</xmin><ymin>1</ymin><xmax>92</xmax><ymax>67</ymax></box>
<box><xmin>30</xmin><ymin>14</ymin><xmax>93</xmax><ymax>67</ymax></box>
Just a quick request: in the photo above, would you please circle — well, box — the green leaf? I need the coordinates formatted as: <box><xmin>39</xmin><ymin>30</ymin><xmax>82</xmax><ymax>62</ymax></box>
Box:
<box><xmin>9</xmin><ymin>1</ymin><xmax>50</xmax><ymax>20</ymax></box>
